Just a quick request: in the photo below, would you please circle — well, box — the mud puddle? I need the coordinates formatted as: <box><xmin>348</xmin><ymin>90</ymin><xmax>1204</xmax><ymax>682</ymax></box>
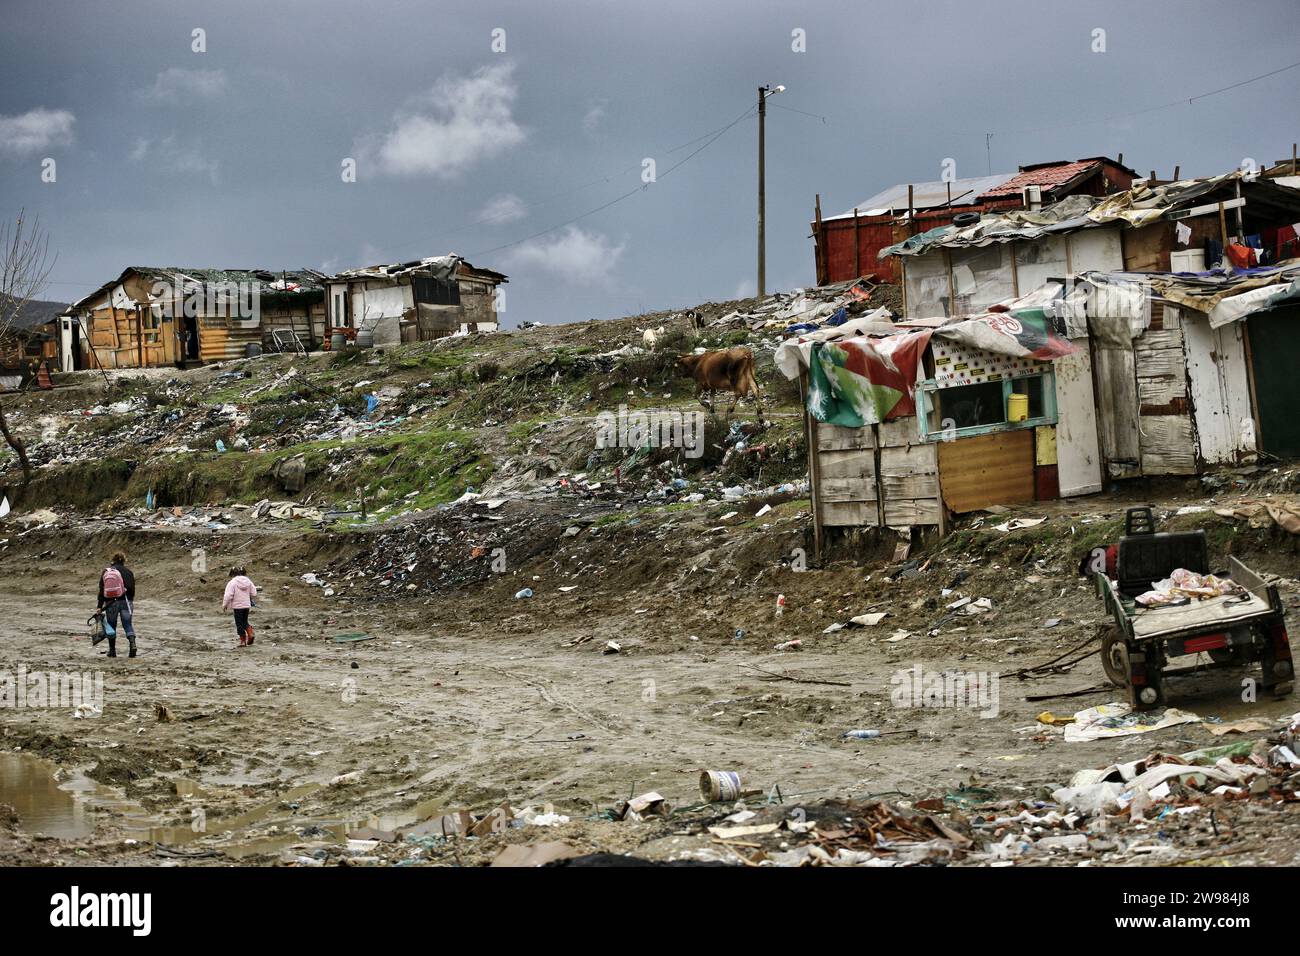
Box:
<box><xmin>0</xmin><ymin>753</ymin><xmax>117</xmax><ymax>839</ymax></box>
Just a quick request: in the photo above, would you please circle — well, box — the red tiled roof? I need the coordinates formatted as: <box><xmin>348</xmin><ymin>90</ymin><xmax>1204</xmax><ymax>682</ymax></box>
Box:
<box><xmin>978</xmin><ymin>159</ymin><xmax>1101</xmax><ymax>200</ymax></box>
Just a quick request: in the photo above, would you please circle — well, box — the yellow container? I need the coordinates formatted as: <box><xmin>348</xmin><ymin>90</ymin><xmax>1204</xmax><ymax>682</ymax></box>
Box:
<box><xmin>1007</xmin><ymin>392</ymin><xmax>1029</xmax><ymax>423</ymax></box>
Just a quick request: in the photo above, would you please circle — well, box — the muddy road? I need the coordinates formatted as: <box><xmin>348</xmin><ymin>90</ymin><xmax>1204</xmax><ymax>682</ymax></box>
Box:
<box><xmin>2</xmin><ymin>488</ymin><xmax>1299</xmax><ymax>866</ymax></box>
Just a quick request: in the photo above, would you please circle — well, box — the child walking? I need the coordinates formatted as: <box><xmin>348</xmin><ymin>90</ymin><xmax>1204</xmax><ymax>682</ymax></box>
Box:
<box><xmin>222</xmin><ymin>566</ymin><xmax>258</xmax><ymax>648</ymax></box>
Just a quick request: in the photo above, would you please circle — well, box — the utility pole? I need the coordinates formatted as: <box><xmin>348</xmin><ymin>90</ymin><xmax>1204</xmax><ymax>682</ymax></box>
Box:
<box><xmin>757</xmin><ymin>84</ymin><xmax>784</xmax><ymax>298</ymax></box>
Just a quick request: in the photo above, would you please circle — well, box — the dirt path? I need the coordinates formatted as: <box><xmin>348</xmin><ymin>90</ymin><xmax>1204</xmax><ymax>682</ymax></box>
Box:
<box><xmin>2</xmin><ymin>493</ymin><xmax>1299</xmax><ymax>865</ymax></box>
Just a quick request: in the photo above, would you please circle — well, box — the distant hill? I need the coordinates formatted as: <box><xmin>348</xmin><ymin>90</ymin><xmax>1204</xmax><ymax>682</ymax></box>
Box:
<box><xmin>0</xmin><ymin>297</ymin><xmax>67</xmax><ymax>331</ymax></box>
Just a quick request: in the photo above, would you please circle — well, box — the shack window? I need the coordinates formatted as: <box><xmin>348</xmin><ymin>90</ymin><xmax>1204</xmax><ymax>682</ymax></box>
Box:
<box><xmin>918</xmin><ymin>370</ymin><xmax>1056</xmax><ymax>441</ymax></box>
<box><xmin>937</xmin><ymin>381</ymin><xmax>1003</xmax><ymax>429</ymax></box>
<box><xmin>413</xmin><ymin>275</ymin><xmax>460</xmax><ymax>306</ymax></box>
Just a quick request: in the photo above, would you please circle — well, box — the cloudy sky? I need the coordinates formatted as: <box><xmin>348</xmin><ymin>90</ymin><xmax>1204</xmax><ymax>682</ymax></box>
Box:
<box><xmin>1</xmin><ymin>0</ymin><xmax>1297</xmax><ymax>325</ymax></box>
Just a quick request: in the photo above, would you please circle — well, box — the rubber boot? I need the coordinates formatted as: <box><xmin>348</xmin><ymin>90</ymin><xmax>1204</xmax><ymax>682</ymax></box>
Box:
<box><xmin>246</xmin><ymin>624</ymin><xmax>255</xmax><ymax>646</ymax></box>
<box><xmin>107</xmin><ymin>637</ymin><xmax>117</xmax><ymax>658</ymax></box>
<box><xmin>128</xmin><ymin>634</ymin><xmax>137</xmax><ymax>658</ymax></box>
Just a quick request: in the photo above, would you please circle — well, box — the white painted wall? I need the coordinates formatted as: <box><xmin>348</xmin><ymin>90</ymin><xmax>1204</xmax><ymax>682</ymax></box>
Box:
<box><xmin>1015</xmin><ymin>235</ymin><xmax>1068</xmax><ymax>294</ymax></box>
<box><xmin>59</xmin><ymin>317</ymin><xmax>75</xmax><ymax>371</ymax></box>
<box><xmin>1068</xmin><ymin>227</ymin><xmax>1124</xmax><ymax>274</ymax></box>
<box><xmin>351</xmin><ymin>281</ymin><xmax>411</xmax><ymax>345</ymax></box>
<box><xmin>1183</xmin><ymin>311</ymin><xmax>1256</xmax><ymax>464</ymax></box>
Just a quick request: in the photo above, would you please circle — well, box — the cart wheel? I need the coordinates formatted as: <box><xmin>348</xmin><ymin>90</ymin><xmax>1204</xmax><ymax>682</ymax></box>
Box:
<box><xmin>1100</xmin><ymin>626</ymin><xmax>1129</xmax><ymax>687</ymax></box>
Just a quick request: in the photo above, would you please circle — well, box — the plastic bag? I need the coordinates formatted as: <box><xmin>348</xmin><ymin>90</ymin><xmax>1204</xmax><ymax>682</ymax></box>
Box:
<box><xmin>88</xmin><ymin>612</ymin><xmax>108</xmax><ymax>645</ymax></box>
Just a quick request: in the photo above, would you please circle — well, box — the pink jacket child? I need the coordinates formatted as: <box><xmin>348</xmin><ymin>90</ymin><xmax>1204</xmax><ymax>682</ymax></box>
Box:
<box><xmin>222</xmin><ymin>569</ymin><xmax>258</xmax><ymax>647</ymax></box>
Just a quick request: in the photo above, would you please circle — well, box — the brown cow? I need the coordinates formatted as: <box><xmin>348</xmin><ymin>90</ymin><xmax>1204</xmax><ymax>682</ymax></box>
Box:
<box><xmin>676</xmin><ymin>347</ymin><xmax>763</xmax><ymax>420</ymax></box>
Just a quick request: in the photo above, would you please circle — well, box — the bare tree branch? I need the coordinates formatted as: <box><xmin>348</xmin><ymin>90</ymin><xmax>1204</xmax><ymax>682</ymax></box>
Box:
<box><xmin>0</xmin><ymin>209</ymin><xmax>56</xmax><ymax>489</ymax></box>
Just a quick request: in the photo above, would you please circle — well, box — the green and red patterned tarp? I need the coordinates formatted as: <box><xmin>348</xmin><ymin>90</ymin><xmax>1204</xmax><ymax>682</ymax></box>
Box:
<box><xmin>806</xmin><ymin>307</ymin><xmax>1074</xmax><ymax>426</ymax></box>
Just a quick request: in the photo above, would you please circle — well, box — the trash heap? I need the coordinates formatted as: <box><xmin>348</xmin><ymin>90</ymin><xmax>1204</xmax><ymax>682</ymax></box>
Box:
<box><xmin>706</xmin><ymin>278</ymin><xmax>901</xmax><ymax>337</ymax></box>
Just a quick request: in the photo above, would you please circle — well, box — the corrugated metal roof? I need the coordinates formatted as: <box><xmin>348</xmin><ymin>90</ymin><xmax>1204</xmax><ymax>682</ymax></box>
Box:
<box><xmin>978</xmin><ymin>160</ymin><xmax>1100</xmax><ymax>200</ymax></box>
<box><xmin>825</xmin><ymin>173</ymin><xmax>1017</xmax><ymax>221</ymax></box>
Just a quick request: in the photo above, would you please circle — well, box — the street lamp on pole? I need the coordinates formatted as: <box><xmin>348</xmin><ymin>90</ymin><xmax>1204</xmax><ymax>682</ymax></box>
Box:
<box><xmin>757</xmin><ymin>84</ymin><xmax>784</xmax><ymax>298</ymax></box>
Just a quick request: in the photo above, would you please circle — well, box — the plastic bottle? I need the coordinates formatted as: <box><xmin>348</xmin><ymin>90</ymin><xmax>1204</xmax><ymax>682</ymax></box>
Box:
<box><xmin>842</xmin><ymin>729</ymin><xmax>881</xmax><ymax>740</ymax></box>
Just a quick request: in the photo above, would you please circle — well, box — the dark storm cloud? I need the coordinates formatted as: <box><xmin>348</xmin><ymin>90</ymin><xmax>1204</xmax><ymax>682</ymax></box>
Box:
<box><xmin>1</xmin><ymin>0</ymin><xmax>1297</xmax><ymax>323</ymax></box>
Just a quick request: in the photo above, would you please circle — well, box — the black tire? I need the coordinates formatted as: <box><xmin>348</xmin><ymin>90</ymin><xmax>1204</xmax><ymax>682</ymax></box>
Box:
<box><xmin>1100</xmin><ymin>625</ymin><xmax>1129</xmax><ymax>688</ymax></box>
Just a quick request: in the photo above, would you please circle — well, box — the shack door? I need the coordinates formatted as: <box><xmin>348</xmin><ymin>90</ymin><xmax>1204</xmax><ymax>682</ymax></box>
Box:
<box><xmin>1246</xmin><ymin>305</ymin><xmax>1300</xmax><ymax>458</ymax></box>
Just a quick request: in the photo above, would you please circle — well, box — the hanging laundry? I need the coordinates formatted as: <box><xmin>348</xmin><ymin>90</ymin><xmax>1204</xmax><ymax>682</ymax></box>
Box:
<box><xmin>1175</xmin><ymin>222</ymin><xmax>1191</xmax><ymax>246</ymax></box>
<box><xmin>1225</xmin><ymin>243</ymin><xmax>1257</xmax><ymax>269</ymax></box>
<box><xmin>1204</xmin><ymin>238</ymin><xmax>1223</xmax><ymax>267</ymax></box>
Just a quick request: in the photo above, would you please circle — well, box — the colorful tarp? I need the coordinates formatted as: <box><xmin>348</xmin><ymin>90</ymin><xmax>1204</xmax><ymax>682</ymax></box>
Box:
<box><xmin>803</xmin><ymin>308</ymin><xmax>1075</xmax><ymax>425</ymax></box>
<box><xmin>807</xmin><ymin>331</ymin><xmax>932</xmax><ymax>427</ymax></box>
<box><xmin>934</xmin><ymin>307</ymin><xmax>1075</xmax><ymax>361</ymax></box>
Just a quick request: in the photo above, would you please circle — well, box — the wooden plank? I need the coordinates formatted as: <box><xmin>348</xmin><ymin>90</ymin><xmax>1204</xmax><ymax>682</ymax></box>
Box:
<box><xmin>877</xmin><ymin>417</ymin><xmax>921</xmax><ymax>448</ymax></box>
<box><xmin>822</xmin><ymin>500</ymin><xmax>881</xmax><ymax>527</ymax></box>
<box><xmin>937</xmin><ymin>430</ymin><xmax>1035</xmax><ymax>513</ymax></box>
<box><xmin>1092</xmin><ymin>344</ymin><xmax>1141</xmax><ymax>475</ymax></box>
<box><xmin>816</xmin><ymin>424</ymin><xmax>876</xmax><ymax>451</ymax></box>
<box><xmin>879</xmin><ymin>473</ymin><xmax>940</xmax><ymax>500</ymax></box>
<box><xmin>803</xmin><ymin>385</ymin><xmax>824</xmax><ymax>560</ymax></box>
<box><xmin>817</xmin><ymin>448</ymin><xmax>876</xmax><ymax>480</ymax></box>
<box><xmin>879</xmin><ymin>442</ymin><xmax>937</xmax><ymax>475</ymax></box>
<box><xmin>1122</xmin><ymin>222</ymin><xmax>1172</xmax><ymax>272</ymax></box>
<box><xmin>817</xmin><ymin>447</ymin><xmax>877</xmax><ymax>506</ymax></box>
<box><xmin>818</xmin><ymin>477</ymin><xmax>879</xmax><ymax>503</ymax></box>
<box><xmin>883</xmin><ymin>498</ymin><xmax>943</xmax><ymax>526</ymax></box>
<box><xmin>1165</xmin><ymin>196</ymin><xmax>1244</xmax><ymax>222</ymax></box>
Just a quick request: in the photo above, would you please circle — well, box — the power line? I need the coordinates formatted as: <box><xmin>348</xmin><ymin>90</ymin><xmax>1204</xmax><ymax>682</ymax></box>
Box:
<box><xmin>769</xmin><ymin>102</ymin><xmax>827</xmax><ymax>123</ymax></box>
<box><xmin>373</xmin><ymin>105</ymin><xmax>758</xmax><ymax>261</ymax></box>
<box><xmin>769</xmin><ymin>57</ymin><xmax>1300</xmax><ymax>142</ymax></box>
<box><xmin>989</xmin><ymin>58</ymin><xmax>1300</xmax><ymax>137</ymax></box>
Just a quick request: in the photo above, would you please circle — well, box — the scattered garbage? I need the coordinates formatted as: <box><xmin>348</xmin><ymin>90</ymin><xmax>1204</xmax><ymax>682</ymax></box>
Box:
<box><xmin>331</xmin><ymin>632</ymin><xmax>373</xmax><ymax>643</ymax></box>
<box><xmin>1064</xmin><ymin>703</ymin><xmax>1202</xmax><ymax>742</ymax></box>
<box><xmin>699</xmin><ymin>770</ymin><xmax>742</xmax><ymax>802</ymax></box>
<box><xmin>849</xmin><ymin>612</ymin><xmax>887</xmax><ymax>626</ymax></box>
<box><xmin>618</xmin><ymin>791</ymin><xmax>670</xmax><ymax>821</ymax></box>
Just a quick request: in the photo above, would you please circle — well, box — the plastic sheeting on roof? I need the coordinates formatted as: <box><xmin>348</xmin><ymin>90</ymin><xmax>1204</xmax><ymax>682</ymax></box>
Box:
<box><xmin>879</xmin><ymin>171</ymin><xmax>1278</xmax><ymax>259</ymax></box>
<box><xmin>330</xmin><ymin>255</ymin><xmax>462</xmax><ymax>282</ymax></box>
<box><xmin>1082</xmin><ymin>264</ymin><xmax>1300</xmax><ymax>329</ymax></box>
<box><xmin>879</xmin><ymin>194</ymin><xmax>1099</xmax><ymax>258</ymax></box>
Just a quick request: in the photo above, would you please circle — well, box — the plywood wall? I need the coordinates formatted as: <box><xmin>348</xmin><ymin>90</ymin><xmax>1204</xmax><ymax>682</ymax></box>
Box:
<box><xmin>937</xmin><ymin>429</ymin><xmax>1035</xmax><ymax>513</ymax></box>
